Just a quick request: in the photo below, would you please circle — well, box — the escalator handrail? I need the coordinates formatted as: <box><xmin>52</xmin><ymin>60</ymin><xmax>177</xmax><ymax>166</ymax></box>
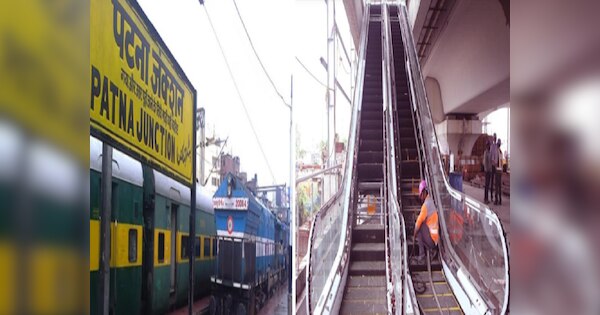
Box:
<box><xmin>381</xmin><ymin>4</ymin><xmax>399</xmax><ymax>313</ymax></box>
<box><xmin>394</xmin><ymin>2</ymin><xmax>510</xmax><ymax>314</ymax></box>
<box><xmin>381</xmin><ymin>4</ymin><xmax>395</xmax><ymax>312</ymax></box>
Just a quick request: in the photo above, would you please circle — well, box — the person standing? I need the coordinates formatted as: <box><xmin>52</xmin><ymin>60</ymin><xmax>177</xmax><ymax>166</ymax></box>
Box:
<box><xmin>490</xmin><ymin>137</ymin><xmax>499</xmax><ymax>202</ymax></box>
<box><xmin>483</xmin><ymin>140</ymin><xmax>493</xmax><ymax>204</ymax></box>
<box><xmin>494</xmin><ymin>139</ymin><xmax>503</xmax><ymax>205</ymax></box>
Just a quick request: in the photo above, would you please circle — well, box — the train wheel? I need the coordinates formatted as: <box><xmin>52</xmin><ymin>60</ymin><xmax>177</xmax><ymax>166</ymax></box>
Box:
<box><xmin>224</xmin><ymin>294</ymin><xmax>233</xmax><ymax>315</ymax></box>
<box><xmin>209</xmin><ymin>296</ymin><xmax>218</xmax><ymax>315</ymax></box>
<box><xmin>250</xmin><ymin>291</ymin><xmax>262</xmax><ymax>314</ymax></box>
<box><xmin>236</xmin><ymin>303</ymin><xmax>246</xmax><ymax>315</ymax></box>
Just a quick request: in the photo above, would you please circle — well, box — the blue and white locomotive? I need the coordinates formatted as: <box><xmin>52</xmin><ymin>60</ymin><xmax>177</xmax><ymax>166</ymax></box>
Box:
<box><xmin>209</xmin><ymin>173</ymin><xmax>289</xmax><ymax>315</ymax></box>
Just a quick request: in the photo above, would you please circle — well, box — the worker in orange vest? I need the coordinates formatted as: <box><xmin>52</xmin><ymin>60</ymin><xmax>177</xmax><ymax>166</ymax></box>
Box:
<box><xmin>414</xmin><ymin>180</ymin><xmax>439</xmax><ymax>262</ymax></box>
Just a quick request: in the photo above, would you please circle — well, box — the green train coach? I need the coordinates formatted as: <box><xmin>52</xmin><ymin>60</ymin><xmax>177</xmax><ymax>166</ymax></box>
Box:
<box><xmin>90</xmin><ymin>136</ymin><xmax>216</xmax><ymax>315</ymax></box>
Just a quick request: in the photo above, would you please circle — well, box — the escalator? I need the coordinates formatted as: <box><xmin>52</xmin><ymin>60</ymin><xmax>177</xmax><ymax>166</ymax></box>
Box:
<box><xmin>388</xmin><ymin>5</ymin><xmax>463</xmax><ymax>315</ymax></box>
<box><xmin>339</xmin><ymin>6</ymin><xmax>388</xmax><ymax>314</ymax></box>
<box><xmin>307</xmin><ymin>2</ymin><xmax>509</xmax><ymax>315</ymax></box>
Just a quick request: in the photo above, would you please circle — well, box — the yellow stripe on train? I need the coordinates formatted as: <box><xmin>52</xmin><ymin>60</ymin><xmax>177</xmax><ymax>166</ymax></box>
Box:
<box><xmin>90</xmin><ymin>220</ymin><xmax>100</xmax><ymax>271</ymax></box>
<box><xmin>90</xmin><ymin>220</ymin><xmax>215</xmax><ymax>271</ymax></box>
<box><xmin>176</xmin><ymin>232</ymin><xmax>216</xmax><ymax>263</ymax></box>
<box><xmin>89</xmin><ymin>220</ymin><xmax>143</xmax><ymax>270</ymax></box>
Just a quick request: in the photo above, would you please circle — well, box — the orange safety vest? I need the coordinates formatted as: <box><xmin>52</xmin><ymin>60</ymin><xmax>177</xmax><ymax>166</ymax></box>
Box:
<box><xmin>415</xmin><ymin>196</ymin><xmax>439</xmax><ymax>244</ymax></box>
<box><xmin>448</xmin><ymin>210</ymin><xmax>464</xmax><ymax>244</ymax></box>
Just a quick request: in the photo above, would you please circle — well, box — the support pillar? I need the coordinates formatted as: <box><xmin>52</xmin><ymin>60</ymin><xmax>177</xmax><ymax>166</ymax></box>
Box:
<box><xmin>325</xmin><ymin>0</ymin><xmax>337</xmax><ymax>200</ymax></box>
<box><xmin>198</xmin><ymin>108</ymin><xmax>206</xmax><ymax>185</ymax></box>
<box><xmin>99</xmin><ymin>143</ymin><xmax>112</xmax><ymax>315</ymax></box>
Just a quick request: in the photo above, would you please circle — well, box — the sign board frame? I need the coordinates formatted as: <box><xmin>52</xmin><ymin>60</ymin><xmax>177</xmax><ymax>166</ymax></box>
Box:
<box><xmin>90</xmin><ymin>1</ymin><xmax>198</xmax><ymax>312</ymax></box>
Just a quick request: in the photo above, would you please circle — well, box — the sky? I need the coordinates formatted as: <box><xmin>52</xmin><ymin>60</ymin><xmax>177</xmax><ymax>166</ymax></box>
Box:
<box><xmin>138</xmin><ymin>0</ymin><xmax>294</xmax><ymax>187</ymax></box>
<box><xmin>293</xmin><ymin>0</ymin><xmax>355</xmax><ymax>163</ymax></box>
<box><xmin>483</xmin><ymin>106</ymin><xmax>510</xmax><ymax>157</ymax></box>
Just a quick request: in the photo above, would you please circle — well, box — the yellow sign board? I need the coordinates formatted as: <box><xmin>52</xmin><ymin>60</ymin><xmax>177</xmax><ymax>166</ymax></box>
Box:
<box><xmin>90</xmin><ymin>0</ymin><xmax>195</xmax><ymax>184</ymax></box>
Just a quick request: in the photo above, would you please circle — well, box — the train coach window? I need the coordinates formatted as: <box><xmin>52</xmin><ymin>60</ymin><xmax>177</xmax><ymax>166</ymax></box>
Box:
<box><xmin>181</xmin><ymin>236</ymin><xmax>189</xmax><ymax>259</ymax></box>
<box><xmin>158</xmin><ymin>233</ymin><xmax>165</xmax><ymax>263</ymax></box>
<box><xmin>212</xmin><ymin>238</ymin><xmax>217</xmax><ymax>257</ymax></box>
<box><xmin>203</xmin><ymin>236</ymin><xmax>210</xmax><ymax>258</ymax></box>
<box><xmin>195</xmin><ymin>237</ymin><xmax>201</xmax><ymax>258</ymax></box>
<box><xmin>128</xmin><ymin>229</ymin><xmax>137</xmax><ymax>263</ymax></box>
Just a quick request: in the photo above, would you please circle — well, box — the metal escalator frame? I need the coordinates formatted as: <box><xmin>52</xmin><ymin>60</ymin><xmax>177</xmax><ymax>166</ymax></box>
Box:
<box><xmin>381</xmin><ymin>3</ymin><xmax>421</xmax><ymax>314</ymax></box>
<box><xmin>305</xmin><ymin>3</ymin><xmax>371</xmax><ymax>314</ymax></box>
<box><xmin>392</xmin><ymin>2</ymin><xmax>510</xmax><ymax>314</ymax></box>
<box><xmin>386</xmin><ymin>4</ymin><xmax>437</xmax><ymax>315</ymax></box>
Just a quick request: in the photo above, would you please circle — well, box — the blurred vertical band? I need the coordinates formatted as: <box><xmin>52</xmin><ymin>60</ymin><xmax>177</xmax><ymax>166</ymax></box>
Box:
<box><xmin>512</xmin><ymin>0</ymin><xmax>600</xmax><ymax>314</ymax></box>
<box><xmin>0</xmin><ymin>0</ymin><xmax>89</xmax><ymax>314</ymax></box>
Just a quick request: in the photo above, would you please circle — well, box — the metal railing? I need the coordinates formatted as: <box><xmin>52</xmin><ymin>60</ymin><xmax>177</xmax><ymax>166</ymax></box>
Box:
<box><xmin>381</xmin><ymin>3</ymin><xmax>399</xmax><ymax>314</ymax></box>
<box><xmin>306</xmin><ymin>4</ymin><xmax>371</xmax><ymax>314</ymax></box>
<box><xmin>394</xmin><ymin>2</ymin><xmax>510</xmax><ymax>314</ymax></box>
<box><xmin>381</xmin><ymin>4</ymin><xmax>394</xmax><ymax>311</ymax></box>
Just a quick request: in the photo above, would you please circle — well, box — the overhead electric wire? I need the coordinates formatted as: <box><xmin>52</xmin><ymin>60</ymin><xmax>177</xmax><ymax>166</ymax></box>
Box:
<box><xmin>295</xmin><ymin>57</ymin><xmax>329</xmax><ymax>89</ymax></box>
<box><xmin>296</xmin><ymin>56</ymin><xmax>351</xmax><ymax>104</ymax></box>
<box><xmin>338</xmin><ymin>50</ymin><xmax>351</xmax><ymax>74</ymax></box>
<box><xmin>231</xmin><ymin>0</ymin><xmax>291</xmax><ymax>109</ymax></box>
<box><xmin>202</xmin><ymin>4</ymin><xmax>277</xmax><ymax>184</ymax></box>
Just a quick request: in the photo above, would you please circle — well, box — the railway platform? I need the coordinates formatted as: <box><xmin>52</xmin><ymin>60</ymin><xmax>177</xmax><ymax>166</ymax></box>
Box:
<box><xmin>167</xmin><ymin>297</ymin><xmax>210</xmax><ymax>315</ymax></box>
<box><xmin>259</xmin><ymin>281</ymin><xmax>289</xmax><ymax>315</ymax></box>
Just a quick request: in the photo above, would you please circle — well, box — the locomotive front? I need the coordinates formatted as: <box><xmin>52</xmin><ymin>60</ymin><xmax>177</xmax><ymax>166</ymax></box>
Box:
<box><xmin>210</xmin><ymin>173</ymin><xmax>281</xmax><ymax>315</ymax></box>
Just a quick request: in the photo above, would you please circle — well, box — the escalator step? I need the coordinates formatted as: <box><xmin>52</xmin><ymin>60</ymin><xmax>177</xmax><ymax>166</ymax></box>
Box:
<box><xmin>360</xmin><ymin>123</ymin><xmax>383</xmax><ymax>133</ymax></box>
<box><xmin>340</xmin><ymin>300</ymin><xmax>387</xmax><ymax>315</ymax></box>
<box><xmin>361</xmin><ymin>110</ymin><xmax>383</xmax><ymax>120</ymax></box>
<box><xmin>343</xmin><ymin>286</ymin><xmax>386</xmax><ymax>301</ymax></box>
<box><xmin>360</xmin><ymin>129</ymin><xmax>383</xmax><ymax>140</ymax></box>
<box><xmin>360</xmin><ymin>120</ymin><xmax>382</xmax><ymax>130</ymax></box>
<box><xmin>347</xmin><ymin>275</ymin><xmax>386</xmax><ymax>287</ymax></box>
<box><xmin>412</xmin><ymin>270</ymin><xmax>445</xmax><ymax>282</ymax></box>
<box><xmin>358</xmin><ymin>151</ymin><xmax>384</xmax><ymax>163</ymax></box>
<box><xmin>359</xmin><ymin>140</ymin><xmax>384</xmax><ymax>151</ymax></box>
<box><xmin>349</xmin><ymin>261</ymin><xmax>386</xmax><ymax>276</ymax></box>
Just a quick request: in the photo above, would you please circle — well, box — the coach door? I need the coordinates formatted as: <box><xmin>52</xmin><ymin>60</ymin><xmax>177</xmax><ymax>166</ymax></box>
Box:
<box><xmin>170</xmin><ymin>204</ymin><xmax>177</xmax><ymax>293</ymax></box>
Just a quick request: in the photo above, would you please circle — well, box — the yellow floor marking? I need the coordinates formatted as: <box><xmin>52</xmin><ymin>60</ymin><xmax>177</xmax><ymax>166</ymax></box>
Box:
<box><xmin>423</xmin><ymin>306</ymin><xmax>461</xmax><ymax>312</ymax></box>
<box><xmin>344</xmin><ymin>299</ymin><xmax>386</xmax><ymax>304</ymax></box>
<box><xmin>417</xmin><ymin>293</ymin><xmax>454</xmax><ymax>298</ymax></box>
